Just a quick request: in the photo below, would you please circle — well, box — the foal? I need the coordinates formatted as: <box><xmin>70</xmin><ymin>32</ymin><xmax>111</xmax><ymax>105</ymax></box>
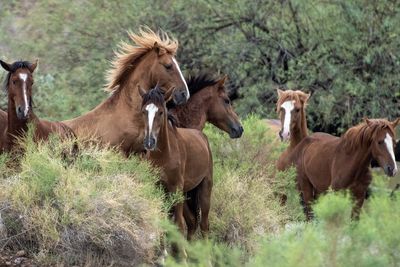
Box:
<box><xmin>168</xmin><ymin>73</ymin><xmax>243</xmax><ymax>138</ymax></box>
<box><xmin>0</xmin><ymin>60</ymin><xmax>76</xmax><ymax>151</ymax></box>
<box><xmin>140</xmin><ymin>86</ymin><xmax>213</xmax><ymax>242</ymax></box>
<box><xmin>276</xmin><ymin>89</ymin><xmax>310</xmax><ymax>171</ymax></box>
<box><xmin>291</xmin><ymin>118</ymin><xmax>399</xmax><ymax>219</ymax></box>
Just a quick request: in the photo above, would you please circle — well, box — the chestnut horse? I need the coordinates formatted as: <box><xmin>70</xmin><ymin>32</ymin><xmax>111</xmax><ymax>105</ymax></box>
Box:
<box><xmin>0</xmin><ymin>60</ymin><xmax>75</xmax><ymax>151</ymax></box>
<box><xmin>276</xmin><ymin>89</ymin><xmax>310</xmax><ymax>171</ymax></box>
<box><xmin>167</xmin><ymin>73</ymin><xmax>243</xmax><ymax>138</ymax></box>
<box><xmin>167</xmin><ymin>73</ymin><xmax>243</xmax><ymax>240</ymax></box>
<box><xmin>290</xmin><ymin>118</ymin><xmax>399</xmax><ymax>219</ymax></box>
<box><xmin>63</xmin><ymin>28</ymin><xmax>189</xmax><ymax>155</ymax></box>
<box><xmin>139</xmin><ymin>86</ymin><xmax>213</xmax><ymax>244</ymax></box>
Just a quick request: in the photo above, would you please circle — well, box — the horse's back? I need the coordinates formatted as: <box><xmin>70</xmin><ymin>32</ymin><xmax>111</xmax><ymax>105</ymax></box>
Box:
<box><xmin>37</xmin><ymin>119</ymin><xmax>76</xmax><ymax>140</ymax></box>
<box><xmin>296</xmin><ymin>132</ymin><xmax>340</xmax><ymax>191</ymax></box>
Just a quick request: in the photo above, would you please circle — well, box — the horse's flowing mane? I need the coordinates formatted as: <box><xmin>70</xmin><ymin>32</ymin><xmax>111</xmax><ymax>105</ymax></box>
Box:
<box><xmin>187</xmin><ymin>73</ymin><xmax>219</xmax><ymax>96</ymax></box>
<box><xmin>276</xmin><ymin>89</ymin><xmax>309</xmax><ymax>112</ymax></box>
<box><xmin>342</xmin><ymin>119</ymin><xmax>395</xmax><ymax>152</ymax></box>
<box><xmin>2</xmin><ymin>61</ymin><xmax>33</xmax><ymax>91</ymax></box>
<box><xmin>105</xmin><ymin>27</ymin><xmax>178</xmax><ymax>92</ymax></box>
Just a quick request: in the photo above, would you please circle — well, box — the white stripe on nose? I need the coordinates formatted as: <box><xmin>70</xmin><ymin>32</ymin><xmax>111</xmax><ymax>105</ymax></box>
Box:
<box><xmin>280</xmin><ymin>100</ymin><xmax>295</xmax><ymax>140</ymax></box>
<box><xmin>19</xmin><ymin>73</ymin><xmax>29</xmax><ymax>116</ymax></box>
<box><xmin>172</xmin><ymin>57</ymin><xmax>189</xmax><ymax>100</ymax></box>
<box><xmin>385</xmin><ymin>133</ymin><xmax>398</xmax><ymax>174</ymax></box>
<box><xmin>145</xmin><ymin>103</ymin><xmax>159</xmax><ymax>136</ymax></box>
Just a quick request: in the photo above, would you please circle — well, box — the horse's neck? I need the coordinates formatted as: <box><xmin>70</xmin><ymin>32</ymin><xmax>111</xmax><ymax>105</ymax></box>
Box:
<box><xmin>170</xmin><ymin>96</ymin><xmax>207</xmax><ymax>130</ymax></box>
<box><xmin>337</xmin><ymin>139</ymin><xmax>372</xmax><ymax>176</ymax></box>
<box><xmin>290</xmin><ymin>110</ymin><xmax>308</xmax><ymax>149</ymax></box>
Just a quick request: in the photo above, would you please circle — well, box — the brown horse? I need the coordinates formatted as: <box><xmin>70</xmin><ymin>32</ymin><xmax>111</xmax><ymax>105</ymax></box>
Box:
<box><xmin>168</xmin><ymin>73</ymin><xmax>243</xmax><ymax>138</ymax></box>
<box><xmin>291</xmin><ymin>118</ymin><xmax>399</xmax><ymax>219</ymax></box>
<box><xmin>139</xmin><ymin>86</ymin><xmax>213</xmax><ymax>244</ymax></box>
<box><xmin>0</xmin><ymin>60</ymin><xmax>75</xmax><ymax>151</ymax></box>
<box><xmin>276</xmin><ymin>89</ymin><xmax>310</xmax><ymax>170</ymax></box>
<box><xmin>63</xmin><ymin>28</ymin><xmax>189</xmax><ymax>155</ymax></box>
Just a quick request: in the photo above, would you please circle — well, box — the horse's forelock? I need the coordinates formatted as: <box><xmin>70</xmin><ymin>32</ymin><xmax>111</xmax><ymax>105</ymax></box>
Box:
<box><xmin>2</xmin><ymin>61</ymin><xmax>33</xmax><ymax>92</ymax></box>
<box><xmin>142</xmin><ymin>87</ymin><xmax>165</xmax><ymax>108</ymax></box>
<box><xmin>276</xmin><ymin>90</ymin><xmax>303</xmax><ymax>113</ymax></box>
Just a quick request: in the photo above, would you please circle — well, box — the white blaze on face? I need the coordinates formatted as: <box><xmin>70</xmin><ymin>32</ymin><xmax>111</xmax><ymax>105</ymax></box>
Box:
<box><xmin>145</xmin><ymin>103</ymin><xmax>159</xmax><ymax>135</ymax></box>
<box><xmin>384</xmin><ymin>133</ymin><xmax>398</xmax><ymax>174</ymax></box>
<box><xmin>172</xmin><ymin>57</ymin><xmax>189</xmax><ymax>99</ymax></box>
<box><xmin>19</xmin><ymin>73</ymin><xmax>29</xmax><ymax>116</ymax></box>
<box><xmin>280</xmin><ymin>100</ymin><xmax>295</xmax><ymax>140</ymax></box>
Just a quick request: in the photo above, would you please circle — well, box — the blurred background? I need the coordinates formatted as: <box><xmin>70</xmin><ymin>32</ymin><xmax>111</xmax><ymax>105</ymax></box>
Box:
<box><xmin>0</xmin><ymin>0</ymin><xmax>399</xmax><ymax>134</ymax></box>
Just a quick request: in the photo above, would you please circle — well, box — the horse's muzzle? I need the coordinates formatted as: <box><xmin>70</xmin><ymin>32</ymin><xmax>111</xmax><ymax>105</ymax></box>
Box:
<box><xmin>16</xmin><ymin>106</ymin><xmax>29</xmax><ymax>120</ymax></box>
<box><xmin>229</xmin><ymin>124</ymin><xmax>244</xmax><ymax>139</ymax></box>
<box><xmin>384</xmin><ymin>164</ymin><xmax>397</xmax><ymax>177</ymax></box>
<box><xmin>279</xmin><ymin>130</ymin><xmax>290</xmax><ymax>142</ymax></box>
<box><xmin>172</xmin><ymin>90</ymin><xmax>189</xmax><ymax>105</ymax></box>
<box><xmin>144</xmin><ymin>136</ymin><xmax>157</xmax><ymax>151</ymax></box>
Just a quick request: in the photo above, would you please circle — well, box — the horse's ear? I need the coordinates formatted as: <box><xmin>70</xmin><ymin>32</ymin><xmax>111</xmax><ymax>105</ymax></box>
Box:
<box><xmin>29</xmin><ymin>59</ymin><xmax>38</xmax><ymax>73</ymax></box>
<box><xmin>153</xmin><ymin>42</ymin><xmax>166</xmax><ymax>56</ymax></box>
<box><xmin>0</xmin><ymin>60</ymin><xmax>11</xmax><ymax>72</ymax></box>
<box><xmin>364</xmin><ymin>117</ymin><xmax>373</xmax><ymax>127</ymax></box>
<box><xmin>138</xmin><ymin>85</ymin><xmax>147</xmax><ymax>98</ymax></box>
<box><xmin>277</xmin><ymin>88</ymin><xmax>284</xmax><ymax>98</ymax></box>
<box><xmin>392</xmin><ymin>118</ymin><xmax>400</xmax><ymax>128</ymax></box>
<box><xmin>217</xmin><ymin>75</ymin><xmax>228</xmax><ymax>90</ymax></box>
<box><xmin>164</xmin><ymin>87</ymin><xmax>174</xmax><ymax>102</ymax></box>
<box><xmin>300</xmin><ymin>92</ymin><xmax>311</xmax><ymax>103</ymax></box>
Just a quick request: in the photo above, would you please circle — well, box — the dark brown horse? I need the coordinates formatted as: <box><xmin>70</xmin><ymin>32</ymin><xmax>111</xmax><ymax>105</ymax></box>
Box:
<box><xmin>276</xmin><ymin>89</ymin><xmax>310</xmax><ymax>170</ymax></box>
<box><xmin>0</xmin><ymin>60</ymin><xmax>75</xmax><ymax>151</ymax></box>
<box><xmin>63</xmin><ymin>28</ymin><xmax>189</xmax><ymax>155</ymax></box>
<box><xmin>168</xmin><ymin>73</ymin><xmax>243</xmax><ymax>138</ymax></box>
<box><xmin>290</xmin><ymin>118</ymin><xmax>399</xmax><ymax>219</ymax></box>
<box><xmin>139</xmin><ymin>86</ymin><xmax>213</xmax><ymax>244</ymax></box>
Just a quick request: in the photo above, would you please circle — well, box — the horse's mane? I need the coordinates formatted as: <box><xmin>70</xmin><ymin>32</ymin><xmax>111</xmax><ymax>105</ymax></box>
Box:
<box><xmin>276</xmin><ymin>89</ymin><xmax>309</xmax><ymax>112</ymax></box>
<box><xmin>2</xmin><ymin>61</ymin><xmax>33</xmax><ymax>92</ymax></box>
<box><xmin>187</xmin><ymin>73</ymin><xmax>220</xmax><ymax>96</ymax></box>
<box><xmin>166</xmin><ymin>73</ymin><xmax>219</xmax><ymax>109</ymax></box>
<box><xmin>105</xmin><ymin>27</ymin><xmax>178</xmax><ymax>92</ymax></box>
<box><xmin>342</xmin><ymin>119</ymin><xmax>396</xmax><ymax>152</ymax></box>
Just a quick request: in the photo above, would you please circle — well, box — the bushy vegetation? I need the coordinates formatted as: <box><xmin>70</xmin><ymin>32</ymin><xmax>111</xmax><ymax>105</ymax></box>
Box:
<box><xmin>0</xmin><ymin>117</ymin><xmax>398</xmax><ymax>266</ymax></box>
<box><xmin>0</xmin><ymin>0</ymin><xmax>398</xmax><ymax>132</ymax></box>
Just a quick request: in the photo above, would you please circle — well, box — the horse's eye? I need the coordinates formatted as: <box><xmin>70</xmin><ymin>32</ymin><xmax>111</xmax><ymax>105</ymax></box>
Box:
<box><xmin>295</xmin><ymin>108</ymin><xmax>300</xmax><ymax>113</ymax></box>
<box><xmin>224</xmin><ymin>98</ymin><xmax>231</xmax><ymax>105</ymax></box>
<box><xmin>378</xmin><ymin>140</ymin><xmax>384</xmax><ymax>145</ymax></box>
<box><xmin>164</xmin><ymin>64</ymin><xmax>173</xmax><ymax>70</ymax></box>
<box><xmin>12</xmin><ymin>80</ymin><xmax>16</xmax><ymax>85</ymax></box>
<box><xmin>159</xmin><ymin>111</ymin><xmax>164</xmax><ymax>116</ymax></box>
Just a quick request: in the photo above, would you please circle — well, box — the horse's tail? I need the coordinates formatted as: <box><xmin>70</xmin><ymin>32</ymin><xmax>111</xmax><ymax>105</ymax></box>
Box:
<box><xmin>184</xmin><ymin>185</ymin><xmax>201</xmax><ymax>235</ymax></box>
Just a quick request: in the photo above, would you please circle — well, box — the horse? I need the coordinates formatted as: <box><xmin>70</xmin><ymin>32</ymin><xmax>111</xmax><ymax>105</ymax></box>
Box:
<box><xmin>276</xmin><ymin>89</ymin><xmax>310</xmax><ymax>171</ymax></box>
<box><xmin>0</xmin><ymin>60</ymin><xmax>76</xmax><ymax>151</ymax></box>
<box><xmin>0</xmin><ymin>109</ymin><xmax>7</xmax><ymax>148</ymax></box>
<box><xmin>167</xmin><ymin>73</ymin><xmax>243</xmax><ymax>138</ymax></box>
<box><xmin>289</xmin><ymin>118</ymin><xmax>399</xmax><ymax>220</ymax></box>
<box><xmin>167</xmin><ymin>72</ymin><xmax>242</xmax><ymax>240</ymax></box>
<box><xmin>139</xmin><ymin>86</ymin><xmax>213</xmax><ymax>247</ymax></box>
<box><xmin>63</xmin><ymin>28</ymin><xmax>189</xmax><ymax>155</ymax></box>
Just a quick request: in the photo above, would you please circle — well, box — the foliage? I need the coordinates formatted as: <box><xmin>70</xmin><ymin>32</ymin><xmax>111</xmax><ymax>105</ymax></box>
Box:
<box><xmin>0</xmin><ymin>0</ymin><xmax>398</xmax><ymax>132</ymax></box>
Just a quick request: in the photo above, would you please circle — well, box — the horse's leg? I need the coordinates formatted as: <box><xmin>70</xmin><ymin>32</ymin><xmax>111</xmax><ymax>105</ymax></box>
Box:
<box><xmin>350</xmin><ymin>172</ymin><xmax>372</xmax><ymax>219</ymax></box>
<box><xmin>198</xmin><ymin>177</ymin><xmax>212</xmax><ymax>239</ymax></box>
<box><xmin>298</xmin><ymin>173</ymin><xmax>314</xmax><ymax>220</ymax></box>
<box><xmin>183</xmin><ymin>197</ymin><xmax>197</xmax><ymax>241</ymax></box>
